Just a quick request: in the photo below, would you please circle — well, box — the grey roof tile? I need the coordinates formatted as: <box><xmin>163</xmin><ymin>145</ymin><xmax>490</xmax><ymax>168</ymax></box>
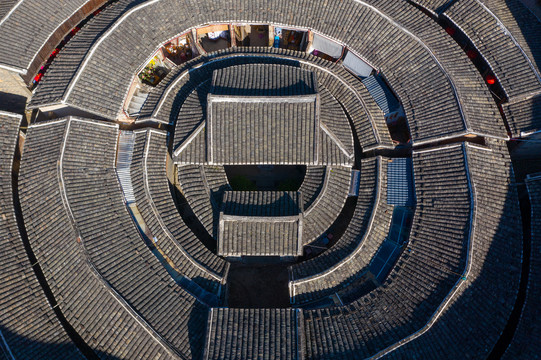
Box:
<box><xmin>301</xmin><ymin>141</ymin><xmax>522</xmax><ymax>359</ymax></box>
<box><xmin>174</xmin><ymin>81</ymin><xmax>210</xmax><ymax>146</ymax></box>
<box><xmin>61</xmin><ymin>119</ymin><xmax>208</xmax><ymax>358</ymax></box>
<box><xmin>408</xmin><ymin>0</ymin><xmax>454</xmax><ymax>14</ymax></box>
<box><xmin>502</xmin><ymin>93</ymin><xmax>541</xmax><ymax>137</ymax></box>
<box><xmin>0</xmin><ymin>0</ymin><xmax>18</xmax><ymax>21</ymax></box>
<box><xmin>148</xmin><ymin>48</ymin><xmax>390</xmax><ymax>151</ymax></box>
<box><xmin>444</xmin><ymin>0</ymin><xmax>541</xmax><ymax>99</ymax></box>
<box><xmin>290</xmin><ymin>157</ymin><xmax>391</xmax><ymax>305</ymax></box>
<box><xmin>319</xmin><ymin>86</ymin><xmax>355</xmax><ymax>157</ymax></box>
<box><xmin>355</xmin><ymin>0</ymin><xmax>507</xmax><ymax>141</ymax></box>
<box><xmin>394</xmin><ymin>140</ymin><xmax>522</xmax><ymax>358</ymax></box>
<box><xmin>19</xmin><ymin>118</ymin><xmax>182</xmax><ymax>360</ymax></box>
<box><xmin>10</xmin><ymin>0</ymin><xmax>536</xmax><ymax>358</ymax></box>
<box><xmin>171</xmin><ymin>59</ymin><xmax>355</xmax><ymax>165</ymax></box>
<box><xmin>132</xmin><ymin>132</ymin><xmax>227</xmax><ymax>276</ymax></box>
<box><xmin>0</xmin><ymin>0</ymin><xmax>96</xmax><ymax>71</ymax></box>
<box><xmin>29</xmin><ymin>0</ymin><xmax>490</xmax><ymax>143</ymax></box>
<box><xmin>479</xmin><ymin>0</ymin><xmax>541</xmax><ymax>77</ymax></box>
<box><xmin>211</xmin><ymin>63</ymin><xmax>317</xmax><ymax>96</ymax></box>
<box><xmin>0</xmin><ymin>112</ymin><xmax>83</xmax><ymax>360</ymax></box>
<box><xmin>292</xmin><ymin>158</ymin><xmax>378</xmax><ymax>281</ymax></box>
<box><xmin>218</xmin><ymin>191</ymin><xmax>303</xmax><ymax>257</ymax></box>
<box><xmin>303</xmin><ymin>144</ymin><xmax>472</xmax><ymax>358</ymax></box>
<box><xmin>29</xmin><ymin>0</ymin><xmax>147</xmax><ymax>108</ymax></box>
<box><xmin>177</xmin><ymin>164</ymin><xmax>224</xmax><ymax>237</ymax></box>
<box><xmin>504</xmin><ymin>173</ymin><xmax>541</xmax><ymax>359</ymax></box>
<box><xmin>130</xmin><ymin>129</ymin><xmax>229</xmax><ymax>298</ymax></box>
<box><xmin>204</xmin><ymin>308</ymin><xmax>300</xmax><ymax>360</ymax></box>
<box><xmin>209</xmin><ymin>96</ymin><xmax>318</xmax><ymax>165</ymax></box>
<box><xmin>218</xmin><ymin>218</ymin><xmax>302</xmax><ymax>257</ymax></box>
<box><xmin>222</xmin><ymin>191</ymin><xmax>302</xmax><ymax>217</ymax></box>
<box><xmin>298</xmin><ymin>166</ymin><xmax>326</xmax><ymax>210</ymax></box>
<box><xmin>207</xmin><ymin>63</ymin><xmax>320</xmax><ymax>165</ymax></box>
<box><xmin>302</xmin><ymin>166</ymin><xmax>352</xmax><ymax>245</ymax></box>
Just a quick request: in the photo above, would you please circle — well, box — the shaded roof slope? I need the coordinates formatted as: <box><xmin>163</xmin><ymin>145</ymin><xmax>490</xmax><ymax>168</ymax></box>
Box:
<box><xmin>389</xmin><ymin>140</ymin><xmax>521</xmax><ymax>358</ymax></box>
<box><xmin>480</xmin><ymin>0</ymin><xmax>541</xmax><ymax>76</ymax></box>
<box><xmin>503</xmin><ymin>172</ymin><xmax>541</xmax><ymax>359</ymax></box>
<box><xmin>503</xmin><ymin>93</ymin><xmax>541</xmax><ymax>137</ymax></box>
<box><xmin>443</xmin><ymin>0</ymin><xmax>541</xmax><ymax>99</ymax></box>
<box><xmin>222</xmin><ymin>191</ymin><xmax>302</xmax><ymax>217</ymax></box>
<box><xmin>211</xmin><ymin>63</ymin><xmax>318</xmax><ymax>96</ymax></box>
<box><xmin>130</xmin><ymin>129</ymin><xmax>228</xmax><ymax>298</ymax></box>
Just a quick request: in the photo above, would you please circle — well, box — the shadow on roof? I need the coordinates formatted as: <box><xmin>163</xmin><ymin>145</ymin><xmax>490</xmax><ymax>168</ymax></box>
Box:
<box><xmin>0</xmin><ymin>325</ymin><xmax>108</xmax><ymax>360</ymax></box>
<box><xmin>0</xmin><ymin>92</ymin><xmax>26</xmax><ymax>114</ymax></box>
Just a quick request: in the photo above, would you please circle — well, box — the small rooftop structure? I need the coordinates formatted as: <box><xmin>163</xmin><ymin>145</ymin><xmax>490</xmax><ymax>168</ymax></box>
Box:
<box><xmin>204</xmin><ymin>308</ymin><xmax>301</xmax><ymax>360</ymax></box>
<box><xmin>218</xmin><ymin>191</ymin><xmax>304</xmax><ymax>258</ymax></box>
<box><xmin>174</xmin><ymin>63</ymin><xmax>354</xmax><ymax>166</ymax></box>
<box><xmin>208</xmin><ymin>64</ymin><xmax>319</xmax><ymax>165</ymax></box>
<box><xmin>208</xmin><ymin>95</ymin><xmax>319</xmax><ymax>165</ymax></box>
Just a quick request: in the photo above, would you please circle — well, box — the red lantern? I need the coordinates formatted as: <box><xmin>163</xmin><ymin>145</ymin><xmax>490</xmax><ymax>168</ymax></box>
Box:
<box><xmin>445</xmin><ymin>27</ymin><xmax>456</xmax><ymax>36</ymax></box>
<box><xmin>486</xmin><ymin>74</ymin><xmax>496</xmax><ymax>85</ymax></box>
<box><xmin>466</xmin><ymin>49</ymin><xmax>477</xmax><ymax>59</ymax></box>
<box><xmin>34</xmin><ymin>73</ymin><xmax>43</xmax><ymax>82</ymax></box>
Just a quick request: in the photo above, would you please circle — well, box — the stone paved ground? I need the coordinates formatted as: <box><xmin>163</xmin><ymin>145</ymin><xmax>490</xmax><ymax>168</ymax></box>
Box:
<box><xmin>0</xmin><ymin>68</ymin><xmax>32</xmax><ymax>117</ymax></box>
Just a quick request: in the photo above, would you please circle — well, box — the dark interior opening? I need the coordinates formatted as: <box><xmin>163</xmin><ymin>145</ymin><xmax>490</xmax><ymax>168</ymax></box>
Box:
<box><xmin>224</xmin><ymin>165</ymin><xmax>306</xmax><ymax>191</ymax></box>
<box><xmin>226</xmin><ymin>262</ymin><xmax>292</xmax><ymax>308</ymax></box>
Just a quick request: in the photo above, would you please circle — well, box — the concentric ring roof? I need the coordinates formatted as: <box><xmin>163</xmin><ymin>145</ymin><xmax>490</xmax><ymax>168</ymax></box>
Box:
<box><xmin>0</xmin><ymin>0</ymin><xmax>540</xmax><ymax>359</ymax></box>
